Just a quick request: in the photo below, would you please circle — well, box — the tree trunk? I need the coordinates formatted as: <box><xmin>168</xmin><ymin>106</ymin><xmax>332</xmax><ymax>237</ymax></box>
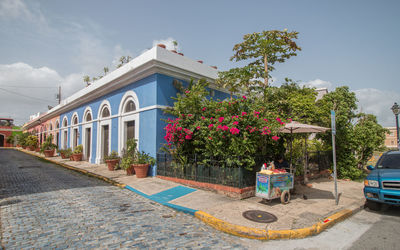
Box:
<box><xmin>264</xmin><ymin>54</ymin><xmax>268</xmax><ymax>87</ymax></box>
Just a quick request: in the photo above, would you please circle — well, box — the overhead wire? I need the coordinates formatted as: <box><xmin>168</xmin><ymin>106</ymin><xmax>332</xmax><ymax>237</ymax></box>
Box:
<box><xmin>0</xmin><ymin>87</ymin><xmax>56</xmax><ymax>104</ymax></box>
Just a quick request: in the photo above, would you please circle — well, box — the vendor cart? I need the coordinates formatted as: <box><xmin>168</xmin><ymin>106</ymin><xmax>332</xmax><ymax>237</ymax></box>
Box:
<box><xmin>255</xmin><ymin>172</ymin><xmax>294</xmax><ymax>204</ymax></box>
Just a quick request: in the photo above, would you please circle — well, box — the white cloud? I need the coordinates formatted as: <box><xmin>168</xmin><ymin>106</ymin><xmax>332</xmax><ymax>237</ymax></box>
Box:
<box><xmin>302</xmin><ymin>79</ymin><xmax>332</xmax><ymax>89</ymax></box>
<box><xmin>355</xmin><ymin>88</ymin><xmax>400</xmax><ymax>127</ymax></box>
<box><xmin>0</xmin><ymin>62</ymin><xmax>83</xmax><ymax>125</ymax></box>
<box><xmin>0</xmin><ymin>0</ymin><xmax>48</xmax><ymax>29</ymax></box>
<box><xmin>152</xmin><ymin>37</ymin><xmax>179</xmax><ymax>51</ymax></box>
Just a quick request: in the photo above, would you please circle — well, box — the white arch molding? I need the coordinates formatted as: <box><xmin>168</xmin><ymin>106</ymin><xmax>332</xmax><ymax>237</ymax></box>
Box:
<box><xmin>70</xmin><ymin>112</ymin><xmax>79</xmax><ymax>150</ymax></box>
<box><xmin>82</xmin><ymin>106</ymin><xmax>93</xmax><ymax>162</ymax></box>
<box><xmin>61</xmin><ymin>116</ymin><xmax>69</xmax><ymax>149</ymax></box>
<box><xmin>96</xmin><ymin>100</ymin><xmax>112</xmax><ymax>164</ymax></box>
<box><xmin>118</xmin><ymin>91</ymin><xmax>140</xmax><ymax>156</ymax></box>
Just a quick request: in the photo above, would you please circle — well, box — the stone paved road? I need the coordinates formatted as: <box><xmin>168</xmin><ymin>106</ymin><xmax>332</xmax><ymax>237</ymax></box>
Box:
<box><xmin>0</xmin><ymin>149</ymin><xmax>249</xmax><ymax>249</ymax></box>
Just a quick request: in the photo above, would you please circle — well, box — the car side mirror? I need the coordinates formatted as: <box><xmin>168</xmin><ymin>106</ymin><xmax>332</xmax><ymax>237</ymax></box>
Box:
<box><xmin>367</xmin><ymin>165</ymin><xmax>375</xmax><ymax>171</ymax></box>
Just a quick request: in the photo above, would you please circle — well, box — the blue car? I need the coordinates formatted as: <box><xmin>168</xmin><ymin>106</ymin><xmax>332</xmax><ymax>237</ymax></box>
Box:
<box><xmin>364</xmin><ymin>150</ymin><xmax>400</xmax><ymax>210</ymax></box>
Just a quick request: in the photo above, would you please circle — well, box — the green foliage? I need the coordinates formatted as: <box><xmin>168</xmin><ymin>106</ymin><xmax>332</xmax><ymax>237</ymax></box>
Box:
<box><xmin>353</xmin><ymin>114</ymin><xmax>388</xmax><ymax>168</ymax></box>
<box><xmin>17</xmin><ymin>132</ymin><xmax>30</xmax><ymax>146</ymax></box>
<box><xmin>73</xmin><ymin>145</ymin><xmax>83</xmax><ymax>154</ymax></box>
<box><xmin>163</xmin><ymin>80</ymin><xmax>286</xmax><ymax>170</ymax></box>
<box><xmin>217</xmin><ymin>29</ymin><xmax>301</xmax><ymax>96</ymax></box>
<box><xmin>40</xmin><ymin>134</ymin><xmax>57</xmax><ymax>152</ymax></box>
<box><xmin>61</xmin><ymin>148</ymin><xmax>72</xmax><ymax>157</ymax></box>
<box><xmin>26</xmin><ymin>135</ymin><xmax>38</xmax><ymax>147</ymax></box>
<box><xmin>104</xmin><ymin>150</ymin><xmax>120</xmax><ymax>160</ymax></box>
<box><xmin>120</xmin><ymin>139</ymin><xmax>155</xmax><ymax>170</ymax></box>
<box><xmin>6</xmin><ymin>134</ymin><xmax>15</xmax><ymax>145</ymax></box>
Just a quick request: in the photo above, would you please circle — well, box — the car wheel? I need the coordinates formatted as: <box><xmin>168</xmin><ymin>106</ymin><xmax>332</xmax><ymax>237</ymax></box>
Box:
<box><xmin>365</xmin><ymin>200</ymin><xmax>381</xmax><ymax>211</ymax></box>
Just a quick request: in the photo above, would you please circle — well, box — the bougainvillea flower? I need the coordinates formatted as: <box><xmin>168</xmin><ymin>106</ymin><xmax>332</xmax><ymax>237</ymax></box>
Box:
<box><xmin>201</xmin><ymin>116</ymin><xmax>205</xmax><ymax>120</ymax></box>
<box><xmin>233</xmin><ymin>121</ymin><xmax>239</xmax><ymax>126</ymax></box>
<box><xmin>242</xmin><ymin>112</ymin><xmax>247</xmax><ymax>116</ymax></box>
<box><xmin>218</xmin><ymin>117</ymin><xmax>224</xmax><ymax>123</ymax></box>
<box><xmin>196</xmin><ymin>126</ymin><xmax>201</xmax><ymax>130</ymax></box>
<box><xmin>185</xmin><ymin>134</ymin><xmax>192</xmax><ymax>140</ymax></box>
<box><xmin>222</xmin><ymin>125</ymin><xmax>230</xmax><ymax>131</ymax></box>
<box><xmin>202</xmin><ymin>107</ymin><xmax>206</xmax><ymax>111</ymax></box>
<box><xmin>271</xmin><ymin>136</ymin><xmax>280</xmax><ymax>141</ymax></box>
<box><xmin>208</xmin><ymin>137</ymin><xmax>212</xmax><ymax>140</ymax></box>
<box><xmin>187</xmin><ymin>114</ymin><xmax>193</xmax><ymax>117</ymax></box>
<box><xmin>185</xmin><ymin>90</ymin><xmax>190</xmax><ymax>94</ymax></box>
<box><xmin>242</xmin><ymin>95</ymin><xmax>247</xmax><ymax>99</ymax></box>
<box><xmin>254</xmin><ymin>111</ymin><xmax>260</xmax><ymax>115</ymax></box>
<box><xmin>230</xmin><ymin>127</ymin><xmax>240</xmax><ymax>135</ymax></box>
<box><xmin>208</xmin><ymin>124</ymin><xmax>214</xmax><ymax>129</ymax></box>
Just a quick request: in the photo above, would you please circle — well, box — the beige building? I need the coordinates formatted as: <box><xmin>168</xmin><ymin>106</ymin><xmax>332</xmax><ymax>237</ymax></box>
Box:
<box><xmin>385</xmin><ymin>127</ymin><xmax>398</xmax><ymax>149</ymax></box>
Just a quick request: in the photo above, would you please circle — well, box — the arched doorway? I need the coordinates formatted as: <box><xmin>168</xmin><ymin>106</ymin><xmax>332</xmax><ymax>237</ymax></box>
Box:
<box><xmin>0</xmin><ymin>134</ymin><xmax>4</xmax><ymax>147</ymax></box>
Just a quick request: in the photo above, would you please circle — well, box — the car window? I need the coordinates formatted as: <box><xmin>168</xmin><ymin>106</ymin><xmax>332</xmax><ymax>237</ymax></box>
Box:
<box><xmin>376</xmin><ymin>154</ymin><xmax>400</xmax><ymax>169</ymax></box>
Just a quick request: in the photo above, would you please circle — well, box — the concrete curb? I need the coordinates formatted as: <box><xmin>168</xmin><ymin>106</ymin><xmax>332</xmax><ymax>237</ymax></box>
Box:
<box><xmin>14</xmin><ymin>148</ymin><xmax>365</xmax><ymax>241</ymax></box>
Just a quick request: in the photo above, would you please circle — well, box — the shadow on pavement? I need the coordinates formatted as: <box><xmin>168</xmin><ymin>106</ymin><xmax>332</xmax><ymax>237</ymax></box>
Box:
<box><xmin>0</xmin><ymin>149</ymin><xmax>108</xmax><ymax>199</ymax></box>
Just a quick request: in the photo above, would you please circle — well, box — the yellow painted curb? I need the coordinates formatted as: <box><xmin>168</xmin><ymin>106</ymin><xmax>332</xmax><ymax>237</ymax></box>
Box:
<box><xmin>195</xmin><ymin>208</ymin><xmax>355</xmax><ymax>241</ymax></box>
<box><xmin>16</xmin><ymin>148</ymin><xmax>126</xmax><ymax>189</ymax></box>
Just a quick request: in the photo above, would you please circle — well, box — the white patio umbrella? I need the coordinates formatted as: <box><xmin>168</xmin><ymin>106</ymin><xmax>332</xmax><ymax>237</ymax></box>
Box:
<box><xmin>278</xmin><ymin>121</ymin><xmax>330</xmax><ymax>183</ymax></box>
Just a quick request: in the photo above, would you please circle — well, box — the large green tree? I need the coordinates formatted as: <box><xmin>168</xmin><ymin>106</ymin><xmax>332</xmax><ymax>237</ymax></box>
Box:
<box><xmin>217</xmin><ymin>29</ymin><xmax>301</xmax><ymax>97</ymax></box>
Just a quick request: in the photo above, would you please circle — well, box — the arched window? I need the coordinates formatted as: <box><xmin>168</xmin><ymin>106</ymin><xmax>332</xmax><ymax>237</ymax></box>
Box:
<box><xmin>63</xmin><ymin>118</ymin><xmax>68</xmax><ymax>127</ymax></box>
<box><xmin>72</xmin><ymin>115</ymin><xmax>78</xmax><ymax>125</ymax></box>
<box><xmin>101</xmin><ymin>107</ymin><xmax>110</xmax><ymax>118</ymax></box>
<box><xmin>85</xmin><ymin>112</ymin><xmax>92</xmax><ymax>122</ymax></box>
<box><xmin>124</xmin><ymin>100</ymin><xmax>136</xmax><ymax>113</ymax></box>
<box><xmin>50</xmin><ymin>123</ymin><xmax>53</xmax><ymax>131</ymax></box>
<box><xmin>56</xmin><ymin>121</ymin><xmax>60</xmax><ymax>129</ymax></box>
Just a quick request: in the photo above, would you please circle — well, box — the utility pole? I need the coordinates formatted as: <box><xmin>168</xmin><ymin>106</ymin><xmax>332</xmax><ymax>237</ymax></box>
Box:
<box><xmin>57</xmin><ymin>86</ymin><xmax>61</xmax><ymax>104</ymax></box>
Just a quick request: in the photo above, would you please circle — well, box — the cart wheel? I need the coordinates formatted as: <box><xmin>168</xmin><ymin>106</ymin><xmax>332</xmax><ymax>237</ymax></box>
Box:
<box><xmin>280</xmin><ymin>190</ymin><xmax>290</xmax><ymax>204</ymax></box>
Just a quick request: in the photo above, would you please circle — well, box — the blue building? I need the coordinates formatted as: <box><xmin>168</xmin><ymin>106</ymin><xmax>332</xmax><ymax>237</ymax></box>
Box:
<box><xmin>24</xmin><ymin>45</ymin><xmax>229</xmax><ymax>176</ymax></box>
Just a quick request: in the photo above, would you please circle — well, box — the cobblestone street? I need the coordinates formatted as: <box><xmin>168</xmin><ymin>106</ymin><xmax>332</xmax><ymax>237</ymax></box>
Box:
<box><xmin>0</xmin><ymin>149</ymin><xmax>247</xmax><ymax>249</ymax></box>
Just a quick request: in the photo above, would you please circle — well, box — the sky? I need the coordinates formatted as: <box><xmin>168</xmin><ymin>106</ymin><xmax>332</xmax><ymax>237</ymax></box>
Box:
<box><xmin>0</xmin><ymin>0</ymin><xmax>399</xmax><ymax>126</ymax></box>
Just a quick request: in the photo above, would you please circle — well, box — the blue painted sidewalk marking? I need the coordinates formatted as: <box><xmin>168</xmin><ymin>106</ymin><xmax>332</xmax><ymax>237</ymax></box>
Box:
<box><xmin>125</xmin><ymin>185</ymin><xmax>150</xmax><ymax>199</ymax></box>
<box><xmin>164</xmin><ymin>203</ymin><xmax>198</xmax><ymax>215</ymax></box>
<box><xmin>149</xmin><ymin>186</ymin><xmax>197</xmax><ymax>203</ymax></box>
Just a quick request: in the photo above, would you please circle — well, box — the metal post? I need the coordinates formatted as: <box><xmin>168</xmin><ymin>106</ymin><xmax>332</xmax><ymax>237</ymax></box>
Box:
<box><xmin>396</xmin><ymin>114</ymin><xmax>400</xmax><ymax>150</ymax></box>
<box><xmin>331</xmin><ymin>110</ymin><xmax>338</xmax><ymax>205</ymax></box>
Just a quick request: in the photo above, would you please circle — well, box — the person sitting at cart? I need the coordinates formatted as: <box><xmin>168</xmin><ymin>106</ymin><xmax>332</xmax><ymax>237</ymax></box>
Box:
<box><xmin>274</xmin><ymin>156</ymin><xmax>289</xmax><ymax>171</ymax></box>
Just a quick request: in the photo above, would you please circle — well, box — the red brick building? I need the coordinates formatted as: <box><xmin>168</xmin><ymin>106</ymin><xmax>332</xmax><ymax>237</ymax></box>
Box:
<box><xmin>0</xmin><ymin>118</ymin><xmax>14</xmax><ymax>147</ymax></box>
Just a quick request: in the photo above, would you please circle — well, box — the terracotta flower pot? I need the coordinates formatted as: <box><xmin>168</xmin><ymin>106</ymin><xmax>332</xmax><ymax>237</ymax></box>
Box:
<box><xmin>28</xmin><ymin>146</ymin><xmax>35</xmax><ymax>151</ymax></box>
<box><xmin>157</xmin><ymin>43</ymin><xmax>166</xmax><ymax>49</ymax></box>
<box><xmin>44</xmin><ymin>149</ymin><xmax>55</xmax><ymax>157</ymax></box>
<box><xmin>126</xmin><ymin>165</ymin><xmax>135</xmax><ymax>176</ymax></box>
<box><xmin>132</xmin><ymin>164</ymin><xmax>149</xmax><ymax>178</ymax></box>
<box><xmin>22</xmin><ymin>146</ymin><xmax>27</xmax><ymax>149</ymax></box>
<box><xmin>60</xmin><ymin>152</ymin><xmax>68</xmax><ymax>159</ymax></box>
<box><xmin>71</xmin><ymin>153</ymin><xmax>82</xmax><ymax>161</ymax></box>
<box><xmin>35</xmin><ymin>148</ymin><xmax>40</xmax><ymax>152</ymax></box>
<box><xmin>106</xmin><ymin>159</ymin><xmax>119</xmax><ymax>171</ymax></box>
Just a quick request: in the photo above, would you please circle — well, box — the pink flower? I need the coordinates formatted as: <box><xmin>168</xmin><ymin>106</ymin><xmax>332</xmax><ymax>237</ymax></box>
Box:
<box><xmin>208</xmin><ymin>124</ymin><xmax>214</xmax><ymax>129</ymax></box>
<box><xmin>217</xmin><ymin>125</ymin><xmax>223</xmax><ymax>130</ymax></box>
<box><xmin>242</xmin><ymin>112</ymin><xmax>247</xmax><ymax>116</ymax></box>
<box><xmin>210</xmin><ymin>117</ymin><xmax>214</xmax><ymax>120</ymax></box>
<box><xmin>185</xmin><ymin>134</ymin><xmax>192</xmax><ymax>140</ymax></box>
<box><xmin>208</xmin><ymin>137</ymin><xmax>213</xmax><ymax>140</ymax></box>
<box><xmin>201</xmin><ymin>116</ymin><xmax>205</xmax><ymax>120</ymax></box>
<box><xmin>288</xmin><ymin>118</ymin><xmax>293</xmax><ymax>122</ymax></box>
<box><xmin>242</xmin><ymin>95</ymin><xmax>247</xmax><ymax>99</ymax></box>
<box><xmin>187</xmin><ymin>114</ymin><xmax>193</xmax><ymax>117</ymax></box>
<box><xmin>271</xmin><ymin>136</ymin><xmax>280</xmax><ymax>141</ymax></box>
<box><xmin>218</xmin><ymin>117</ymin><xmax>224</xmax><ymax>123</ymax></box>
<box><xmin>276</xmin><ymin>117</ymin><xmax>282</xmax><ymax>123</ymax></box>
<box><xmin>202</xmin><ymin>107</ymin><xmax>206</xmax><ymax>111</ymax></box>
<box><xmin>264</xmin><ymin>118</ymin><xmax>268</xmax><ymax>122</ymax></box>
<box><xmin>233</xmin><ymin>121</ymin><xmax>239</xmax><ymax>126</ymax></box>
<box><xmin>254</xmin><ymin>111</ymin><xmax>260</xmax><ymax>115</ymax></box>
<box><xmin>185</xmin><ymin>90</ymin><xmax>190</xmax><ymax>94</ymax></box>
<box><xmin>177</xmin><ymin>127</ymin><xmax>182</xmax><ymax>131</ymax></box>
<box><xmin>184</xmin><ymin>129</ymin><xmax>192</xmax><ymax>134</ymax></box>
<box><xmin>222</xmin><ymin>125</ymin><xmax>229</xmax><ymax>131</ymax></box>
<box><xmin>196</xmin><ymin>126</ymin><xmax>201</xmax><ymax>130</ymax></box>
<box><xmin>230</xmin><ymin>127</ymin><xmax>240</xmax><ymax>135</ymax></box>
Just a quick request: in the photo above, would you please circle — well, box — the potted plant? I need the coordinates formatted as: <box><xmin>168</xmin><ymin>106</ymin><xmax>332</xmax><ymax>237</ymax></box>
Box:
<box><xmin>26</xmin><ymin>135</ymin><xmax>38</xmax><ymax>151</ymax></box>
<box><xmin>71</xmin><ymin>145</ymin><xmax>83</xmax><ymax>161</ymax></box>
<box><xmin>59</xmin><ymin>148</ymin><xmax>72</xmax><ymax>159</ymax></box>
<box><xmin>120</xmin><ymin>139</ymin><xmax>137</xmax><ymax>175</ymax></box>
<box><xmin>131</xmin><ymin>151</ymin><xmax>156</xmax><ymax>178</ymax></box>
<box><xmin>40</xmin><ymin>135</ymin><xmax>57</xmax><ymax>157</ymax></box>
<box><xmin>104</xmin><ymin>151</ymin><xmax>120</xmax><ymax>171</ymax></box>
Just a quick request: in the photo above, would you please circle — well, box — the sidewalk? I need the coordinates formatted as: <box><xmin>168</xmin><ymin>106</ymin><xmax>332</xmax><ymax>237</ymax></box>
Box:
<box><xmin>17</xmin><ymin>148</ymin><xmax>366</xmax><ymax>240</ymax></box>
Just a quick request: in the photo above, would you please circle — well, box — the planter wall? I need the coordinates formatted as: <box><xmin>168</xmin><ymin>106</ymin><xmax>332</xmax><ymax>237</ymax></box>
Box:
<box><xmin>132</xmin><ymin>164</ymin><xmax>149</xmax><ymax>178</ymax></box>
<box><xmin>43</xmin><ymin>149</ymin><xmax>55</xmax><ymax>157</ymax></box>
<box><xmin>126</xmin><ymin>165</ymin><xmax>135</xmax><ymax>176</ymax></box>
<box><xmin>71</xmin><ymin>153</ymin><xmax>82</xmax><ymax>161</ymax></box>
<box><xmin>106</xmin><ymin>159</ymin><xmax>119</xmax><ymax>171</ymax></box>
